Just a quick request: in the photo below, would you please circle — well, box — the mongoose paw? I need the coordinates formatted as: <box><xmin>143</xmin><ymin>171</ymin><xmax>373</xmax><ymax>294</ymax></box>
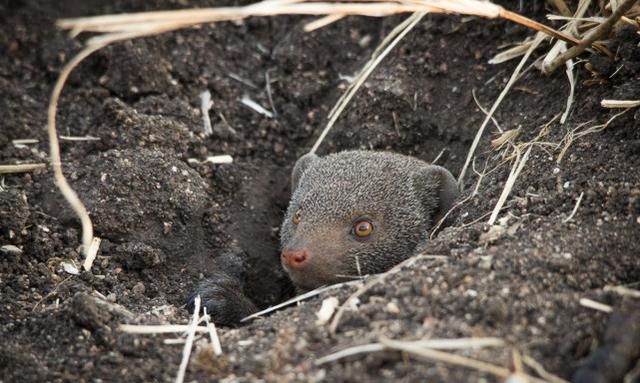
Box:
<box><xmin>186</xmin><ymin>273</ymin><xmax>258</xmax><ymax>326</ymax></box>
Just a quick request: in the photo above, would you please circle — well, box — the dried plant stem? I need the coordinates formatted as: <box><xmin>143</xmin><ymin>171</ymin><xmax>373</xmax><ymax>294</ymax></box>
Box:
<box><xmin>601</xmin><ymin>99</ymin><xmax>640</xmax><ymax>108</ymax></box>
<box><xmin>241</xmin><ymin>279</ymin><xmax>362</xmax><ymax>322</ymax></box>
<box><xmin>500</xmin><ymin>10</ymin><xmax>581</xmax><ymax>46</ymax></box>
<box><xmin>562</xmin><ymin>191</ymin><xmax>584</xmax><ymax>223</ymax></box>
<box><xmin>543</xmin><ymin>0</ymin><xmax>638</xmax><ymax>73</ymax></box>
<box><xmin>202</xmin><ymin>308</ymin><xmax>223</xmax><ymax>355</ymax></box>
<box><xmin>316</xmin><ymin>337</ymin><xmax>504</xmax><ymax>365</ymax></box>
<box><xmin>522</xmin><ymin>354</ymin><xmax>570</xmax><ymax>383</ymax></box>
<box><xmin>603</xmin><ymin>285</ymin><xmax>640</xmax><ymax>298</ymax></box>
<box><xmin>119</xmin><ymin>324</ymin><xmax>210</xmax><ymax>334</ymax></box>
<box><xmin>0</xmin><ymin>163</ymin><xmax>46</xmax><ymax>174</ymax></box>
<box><xmin>547</xmin><ymin>0</ymin><xmax>572</xmax><ymax>16</ymax></box>
<box><xmin>488</xmin><ymin>145</ymin><xmax>532</xmax><ymax>225</ymax></box>
<box><xmin>310</xmin><ymin>12</ymin><xmax>425</xmax><ymax>154</ymax></box>
<box><xmin>458</xmin><ymin>32</ymin><xmax>544</xmax><ymax>187</ymax></box>
<box><xmin>557</xmin><ymin>108</ymin><xmax>631</xmax><ymax>163</ymax></box>
<box><xmin>579</xmin><ymin>298</ymin><xmax>613</xmax><ymax>313</ymax></box>
<box><xmin>304</xmin><ymin>14</ymin><xmax>346</xmax><ymax>31</ymax></box>
<box><xmin>47</xmin><ymin>45</ymin><xmax>104</xmax><ymax>257</ymax></box>
<box><xmin>380</xmin><ymin>338</ymin><xmax>549</xmax><ymax>383</ymax></box>
<box><xmin>176</xmin><ymin>296</ymin><xmax>201</xmax><ymax>383</ymax></box>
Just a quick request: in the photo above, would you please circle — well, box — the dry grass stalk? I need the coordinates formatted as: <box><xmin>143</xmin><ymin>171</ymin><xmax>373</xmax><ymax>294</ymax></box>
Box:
<box><xmin>47</xmin><ymin>44</ymin><xmax>106</xmax><ymax>261</ymax></box>
<box><xmin>304</xmin><ymin>13</ymin><xmax>346</xmax><ymax>31</ymax></box>
<box><xmin>176</xmin><ymin>296</ymin><xmax>201</xmax><ymax>383</ymax></box>
<box><xmin>0</xmin><ymin>163</ymin><xmax>46</xmax><ymax>174</ymax></box>
<box><xmin>491</xmin><ymin>128</ymin><xmax>520</xmax><ymax>150</ymax></box>
<box><xmin>543</xmin><ymin>0</ymin><xmax>638</xmax><ymax>73</ymax></box>
<box><xmin>82</xmin><ymin>236</ymin><xmax>101</xmax><ymax>271</ymax></box>
<box><xmin>548</xmin><ymin>0</ymin><xmax>588</xmax><ymax>124</ymax></box>
<box><xmin>328</xmin><ymin>254</ymin><xmax>447</xmax><ymax>336</ymax></box>
<box><xmin>522</xmin><ymin>354</ymin><xmax>569</xmax><ymax>383</ymax></box>
<box><xmin>512</xmin><ymin>349</ymin><xmax>525</xmax><ymax>376</ymax></box>
<box><xmin>202</xmin><ymin>308</ymin><xmax>223</xmax><ymax>356</ymax></box>
<box><xmin>557</xmin><ymin>108</ymin><xmax>630</xmax><ymax>163</ymax></box>
<box><xmin>240</xmin><ymin>95</ymin><xmax>274</xmax><ymax>118</ymax></box>
<box><xmin>494</xmin><ymin>0</ymin><xmax>614</xmax><ymax>67</ymax></box>
<box><xmin>488</xmin><ymin>38</ymin><xmax>543</xmax><ymax>64</ymax></box>
<box><xmin>546</xmin><ymin>14</ymin><xmax>606</xmax><ymax>23</ymax></box>
<box><xmin>429</xmin><ymin>193</ymin><xmax>473</xmax><ymax>239</ymax></box>
<box><xmin>310</xmin><ymin>11</ymin><xmax>425</xmax><ymax>154</ymax></box>
<box><xmin>562</xmin><ymin>191</ymin><xmax>584</xmax><ymax>223</ymax></box>
<box><xmin>603</xmin><ymin>285</ymin><xmax>640</xmax><ymax>298</ymax></box>
<box><xmin>316</xmin><ymin>343</ymin><xmax>385</xmax><ymax>364</ymax></box>
<box><xmin>458</xmin><ymin>32</ymin><xmax>545</xmax><ymax>187</ymax></box>
<box><xmin>547</xmin><ymin>0</ymin><xmax>591</xmax><ymax>60</ymax></box>
<box><xmin>12</xmin><ymin>138</ymin><xmax>39</xmax><ymax>145</ymax></box>
<box><xmin>380</xmin><ymin>338</ymin><xmax>550</xmax><ymax>383</ymax></box>
<box><xmin>59</xmin><ymin>135</ymin><xmax>101</xmax><ymax>141</ymax></box>
<box><xmin>579</xmin><ymin>297</ymin><xmax>613</xmax><ymax>313</ymax></box>
<box><xmin>164</xmin><ymin>338</ymin><xmax>187</xmax><ymax>345</ymax></box>
<box><xmin>57</xmin><ymin>0</ymin><xmax>582</xmax><ymax>48</ymax></box>
<box><xmin>119</xmin><ymin>324</ymin><xmax>210</xmax><ymax>334</ymax></box>
<box><xmin>488</xmin><ymin>145</ymin><xmax>532</xmax><ymax>225</ymax></box>
<box><xmin>264</xmin><ymin>70</ymin><xmax>278</xmax><ymax>118</ymax></box>
<box><xmin>241</xmin><ymin>279</ymin><xmax>362</xmax><ymax>322</ymax></box>
<box><xmin>472</xmin><ymin>89</ymin><xmax>502</xmax><ymax>133</ymax></box>
<box><xmin>559</xmin><ymin>55</ymin><xmax>576</xmax><ymax>124</ymax></box>
<box><xmin>205</xmin><ymin>155</ymin><xmax>234</xmax><ymax>164</ymax></box>
<box><xmin>316</xmin><ymin>337</ymin><xmax>504</xmax><ymax>365</ymax></box>
<box><xmin>548</xmin><ymin>0</ymin><xmax>573</xmax><ymax>16</ymax></box>
<box><xmin>601</xmin><ymin>99</ymin><xmax>640</xmax><ymax>108</ymax></box>
<box><xmin>199</xmin><ymin>90</ymin><xmax>214</xmax><ymax>136</ymax></box>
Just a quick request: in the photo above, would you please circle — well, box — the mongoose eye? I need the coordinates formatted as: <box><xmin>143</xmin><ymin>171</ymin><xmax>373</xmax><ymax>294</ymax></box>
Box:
<box><xmin>352</xmin><ymin>220</ymin><xmax>373</xmax><ymax>238</ymax></box>
<box><xmin>292</xmin><ymin>208</ymin><xmax>302</xmax><ymax>225</ymax></box>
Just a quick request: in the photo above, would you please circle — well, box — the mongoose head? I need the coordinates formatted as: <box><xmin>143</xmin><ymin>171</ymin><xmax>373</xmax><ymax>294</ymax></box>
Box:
<box><xmin>280</xmin><ymin>150</ymin><xmax>459</xmax><ymax>291</ymax></box>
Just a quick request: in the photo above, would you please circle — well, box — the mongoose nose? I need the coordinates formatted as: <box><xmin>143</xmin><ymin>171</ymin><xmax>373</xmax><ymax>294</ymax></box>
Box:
<box><xmin>281</xmin><ymin>249</ymin><xmax>309</xmax><ymax>269</ymax></box>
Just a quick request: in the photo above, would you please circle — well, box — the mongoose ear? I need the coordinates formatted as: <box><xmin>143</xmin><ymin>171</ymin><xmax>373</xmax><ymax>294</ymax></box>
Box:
<box><xmin>412</xmin><ymin>165</ymin><xmax>459</xmax><ymax>225</ymax></box>
<box><xmin>291</xmin><ymin>153</ymin><xmax>319</xmax><ymax>192</ymax></box>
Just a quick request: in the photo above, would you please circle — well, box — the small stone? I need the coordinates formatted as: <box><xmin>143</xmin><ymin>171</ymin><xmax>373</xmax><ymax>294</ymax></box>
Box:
<box><xmin>385</xmin><ymin>302</ymin><xmax>400</xmax><ymax>314</ymax></box>
<box><xmin>132</xmin><ymin>282</ymin><xmax>145</xmax><ymax>295</ymax></box>
<box><xmin>0</xmin><ymin>245</ymin><xmax>22</xmax><ymax>255</ymax></box>
<box><xmin>479</xmin><ymin>255</ymin><xmax>493</xmax><ymax>270</ymax></box>
<box><xmin>61</xmin><ymin>262</ymin><xmax>80</xmax><ymax>275</ymax></box>
<box><xmin>465</xmin><ymin>289</ymin><xmax>478</xmax><ymax>297</ymax></box>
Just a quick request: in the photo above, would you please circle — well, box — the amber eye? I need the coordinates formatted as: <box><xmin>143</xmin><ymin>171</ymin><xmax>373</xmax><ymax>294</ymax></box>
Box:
<box><xmin>292</xmin><ymin>208</ymin><xmax>302</xmax><ymax>225</ymax></box>
<box><xmin>352</xmin><ymin>220</ymin><xmax>373</xmax><ymax>237</ymax></box>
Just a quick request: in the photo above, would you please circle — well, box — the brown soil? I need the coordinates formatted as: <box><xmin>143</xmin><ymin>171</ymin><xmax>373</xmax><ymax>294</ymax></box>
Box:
<box><xmin>1</xmin><ymin>1</ymin><xmax>639</xmax><ymax>382</ymax></box>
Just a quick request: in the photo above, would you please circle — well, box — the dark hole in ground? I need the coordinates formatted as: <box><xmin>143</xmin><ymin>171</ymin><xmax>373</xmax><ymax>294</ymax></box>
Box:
<box><xmin>226</xmin><ymin>163</ymin><xmax>296</xmax><ymax>309</ymax></box>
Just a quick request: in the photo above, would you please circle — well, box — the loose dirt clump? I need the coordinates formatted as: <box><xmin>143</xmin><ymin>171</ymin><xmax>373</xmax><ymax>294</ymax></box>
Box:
<box><xmin>1</xmin><ymin>0</ymin><xmax>639</xmax><ymax>382</ymax></box>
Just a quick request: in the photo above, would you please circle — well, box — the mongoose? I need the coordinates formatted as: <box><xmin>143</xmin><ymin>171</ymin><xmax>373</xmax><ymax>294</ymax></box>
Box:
<box><xmin>280</xmin><ymin>150</ymin><xmax>459</xmax><ymax>290</ymax></box>
<box><xmin>190</xmin><ymin>150</ymin><xmax>459</xmax><ymax>324</ymax></box>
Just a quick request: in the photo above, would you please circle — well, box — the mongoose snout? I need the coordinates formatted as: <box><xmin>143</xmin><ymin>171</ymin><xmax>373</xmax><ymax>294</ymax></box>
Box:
<box><xmin>281</xmin><ymin>249</ymin><xmax>310</xmax><ymax>269</ymax></box>
<box><xmin>280</xmin><ymin>150</ymin><xmax>460</xmax><ymax>291</ymax></box>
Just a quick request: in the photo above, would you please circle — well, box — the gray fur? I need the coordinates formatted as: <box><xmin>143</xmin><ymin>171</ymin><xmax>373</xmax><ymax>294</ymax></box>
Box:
<box><xmin>280</xmin><ymin>150</ymin><xmax>459</xmax><ymax>290</ymax></box>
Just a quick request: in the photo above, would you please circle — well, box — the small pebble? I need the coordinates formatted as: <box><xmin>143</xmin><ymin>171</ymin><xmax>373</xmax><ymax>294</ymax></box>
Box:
<box><xmin>132</xmin><ymin>282</ymin><xmax>145</xmax><ymax>295</ymax></box>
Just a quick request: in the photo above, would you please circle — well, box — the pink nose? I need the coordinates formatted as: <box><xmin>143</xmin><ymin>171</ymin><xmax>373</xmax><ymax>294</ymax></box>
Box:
<box><xmin>281</xmin><ymin>249</ymin><xmax>310</xmax><ymax>269</ymax></box>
